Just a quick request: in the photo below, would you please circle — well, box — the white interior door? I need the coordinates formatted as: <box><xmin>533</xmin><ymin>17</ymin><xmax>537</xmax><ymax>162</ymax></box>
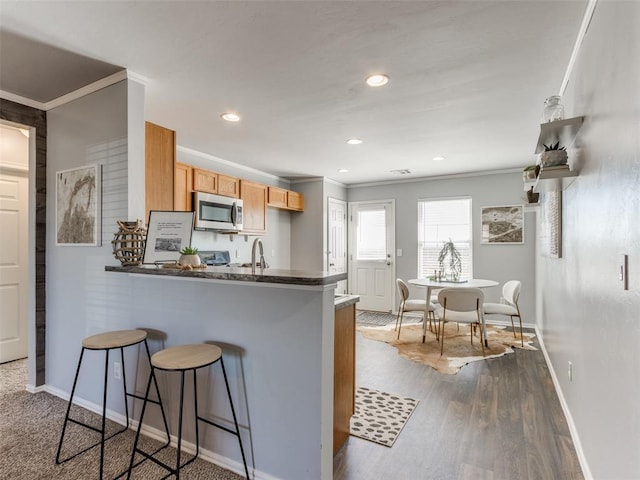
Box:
<box><xmin>0</xmin><ymin>168</ymin><xmax>28</xmax><ymax>363</ymax></box>
<box><xmin>328</xmin><ymin>198</ymin><xmax>347</xmax><ymax>294</ymax></box>
<box><xmin>348</xmin><ymin>201</ymin><xmax>395</xmax><ymax>312</ymax></box>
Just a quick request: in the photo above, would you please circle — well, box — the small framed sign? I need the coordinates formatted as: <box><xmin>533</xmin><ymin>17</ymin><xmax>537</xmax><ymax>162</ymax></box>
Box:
<box><xmin>142</xmin><ymin>211</ymin><xmax>194</xmax><ymax>264</ymax></box>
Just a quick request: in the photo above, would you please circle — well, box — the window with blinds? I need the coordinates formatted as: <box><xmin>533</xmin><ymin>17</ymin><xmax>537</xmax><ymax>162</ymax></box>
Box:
<box><xmin>417</xmin><ymin>198</ymin><xmax>472</xmax><ymax>279</ymax></box>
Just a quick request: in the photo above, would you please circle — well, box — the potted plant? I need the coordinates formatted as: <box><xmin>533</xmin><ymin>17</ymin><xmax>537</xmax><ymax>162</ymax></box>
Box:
<box><xmin>438</xmin><ymin>238</ymin><xmax>462</xmax><ymax>281</ymax></box>
<box><xmin>523</xmin><ymin>164</ymin><xmax>538</xmax><ymax>181</ymax></box>
<box><xmin>179</xmin><ymin>246</ymin><xmax>201</xmax><ymax>266</ymax></box>
<box><xmin>540</xmin><ymin>142</ymin><xmax>568</xmax><ymax>167</ymax></box>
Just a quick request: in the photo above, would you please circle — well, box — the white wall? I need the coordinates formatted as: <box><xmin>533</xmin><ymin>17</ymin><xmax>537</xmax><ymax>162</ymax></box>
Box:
<box><xmin>347</xmin><ymin>171</ymin><xmax>537</xmax><ymax>321</ymax></box>
<box><xmin>537</xmin><ymin>2</ymin><xmax>640</xmax><ymax>478</ymax></box>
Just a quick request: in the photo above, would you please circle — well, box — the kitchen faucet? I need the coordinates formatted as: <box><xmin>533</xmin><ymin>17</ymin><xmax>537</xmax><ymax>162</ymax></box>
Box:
<box><xmin>251</xmin><ymin>238</ymin><xmax>267</xmax><ymax>273</ymax></box>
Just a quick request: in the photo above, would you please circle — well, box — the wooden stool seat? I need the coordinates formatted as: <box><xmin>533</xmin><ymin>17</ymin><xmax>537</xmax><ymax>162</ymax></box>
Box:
<box><xmin>151</xmin><ymin>344</ymin><xmax>222</xmax><ymax>371</ymax></box>
<box><xmin>82</xmin><ymin>329</ymin><xmax>147</xmax><ymax>350</ymax></box>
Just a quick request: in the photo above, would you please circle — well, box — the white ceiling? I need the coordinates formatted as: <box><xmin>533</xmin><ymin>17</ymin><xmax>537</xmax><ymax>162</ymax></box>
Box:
<box><xmin>0</xmin><ymin>1</ymin><xmax>587</xmax><ymax>185</ymax></box>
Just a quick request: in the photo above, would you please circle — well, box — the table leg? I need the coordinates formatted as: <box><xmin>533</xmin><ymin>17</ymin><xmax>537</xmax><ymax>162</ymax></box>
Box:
<box><xmin>422</xmin><ymin>286</ymin><xmax>433</xmax><ymax>343</ymax></box>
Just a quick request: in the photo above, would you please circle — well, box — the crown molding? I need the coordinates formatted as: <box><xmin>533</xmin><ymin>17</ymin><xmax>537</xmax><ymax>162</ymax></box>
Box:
<box><xmin>346</xmin><ymin>168</ymin><xmax>522</xmax><ymax>189</ymax></box>
<box><xmin>560</xmin><ymin>0</ymin><xmax>598</xmax><ymax>96</ymax></box>
<box><xmin>0</xmin><ymin>90</ymin><xmax>46</xmax><ymax>110</ymax></box>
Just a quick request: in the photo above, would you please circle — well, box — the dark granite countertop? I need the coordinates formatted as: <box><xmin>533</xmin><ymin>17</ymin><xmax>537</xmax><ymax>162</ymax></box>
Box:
<box><xmin>105</xmin><ymin>264</ymin><xmax>348</xmax><ymax>286</ymax></box>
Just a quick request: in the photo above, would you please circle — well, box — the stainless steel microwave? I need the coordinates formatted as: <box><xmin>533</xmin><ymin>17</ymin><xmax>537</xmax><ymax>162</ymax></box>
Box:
<box><xmin>193</xmin><ymin>191</ymin><xmax>243</xmax><ymax>232</ymax></box>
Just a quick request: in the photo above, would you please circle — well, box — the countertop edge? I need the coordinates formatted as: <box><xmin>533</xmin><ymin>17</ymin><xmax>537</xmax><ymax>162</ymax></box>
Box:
<box><xmin>105</xmin><ymin>265</ymin><xmax>348</xmax><ymax>286</ymax></box>
<box><xmin>334</xmin><ymin>295</ymin><xmax>360</xmax><ymax>310</ymax></box>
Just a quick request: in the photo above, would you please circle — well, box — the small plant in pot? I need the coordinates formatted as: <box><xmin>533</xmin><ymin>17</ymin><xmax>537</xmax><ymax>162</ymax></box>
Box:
<box><xmin>523</xmin><ymin>164</ymin><xmax>538</xmax><ymax>181</ymax></box>
<box><xmin>540</xmin><ymin>142</ymin><xmax>568</xmax><ymax>167</ymax></box>
<box><xmin>179</xmin><ymin>246</ymin><xmax>201</xmax><ymax>266</ymax></box>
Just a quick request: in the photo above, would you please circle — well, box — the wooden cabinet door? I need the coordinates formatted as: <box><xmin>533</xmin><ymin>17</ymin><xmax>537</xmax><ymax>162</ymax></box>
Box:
<box><xmin>267</xmin><ymin>186</ymin><xmax>288</xmax><ymax>208</ymax></box>
<box><xmin>334</xmin><ymin>303</ymin><xmax>356</xmax><ymax>454</ymax></box>
<box><xmin>193</xmin><ymin>168</ymin><xmax>217</xmax><ymax>194</ymax></box>
<box><xmin>240</xmin><ymin>180</ymin><xmax>267</xmax><ymax>234</ymax></box>
<box><xmin>174</xmin><ymin>162</ymin><xmax>193</xmax><ymax>211</ymax></box>
<box><xmin>145</xmin><ymin>122</ymin><xmax>175</xmax><ymax>221</ymax></box>
<box><xmin>218</xmin><ymin>174</ymin><xmax>240</xmax><ymax>198</ymax></box>
<box><xmin>287</xmin><ymin>191</ymin><xmax>304</xmax><ymax>211</ymax></box>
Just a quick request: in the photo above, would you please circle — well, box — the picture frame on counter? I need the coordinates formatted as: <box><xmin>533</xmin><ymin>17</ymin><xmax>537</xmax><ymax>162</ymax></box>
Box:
<box><xmin>143</xmin><ymin>210</ymin><xmax>195</xmax><ymax>264</ymax></box>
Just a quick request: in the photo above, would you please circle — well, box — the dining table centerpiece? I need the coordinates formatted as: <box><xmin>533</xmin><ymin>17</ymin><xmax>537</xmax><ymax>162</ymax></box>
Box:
<box><xmin>438</xmin><ymin>238</ymin><xmax>462</xmax><ymax>281</ymax></box>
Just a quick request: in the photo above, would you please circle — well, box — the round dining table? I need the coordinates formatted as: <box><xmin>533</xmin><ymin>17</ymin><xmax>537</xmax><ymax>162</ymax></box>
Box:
<box><xmin>408</xmin><ymin>277</ymin><xmax>499</xmax><ymax>345</ymax></box>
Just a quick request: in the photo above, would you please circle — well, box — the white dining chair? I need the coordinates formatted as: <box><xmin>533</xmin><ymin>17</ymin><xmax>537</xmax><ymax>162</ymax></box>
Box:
<box><xmin>436</xmin><ymin>287</ymin><xmax>485</xmax><ymax>356</ymax></box>
<box><xmin>483</xmin><ymin>280</ymin><xmax>524</xmax><ymax>346</ymax></box>
<box><xmin>395</xmin><ymin>278</ymin><xmax>437</xmax><ymax>340</ymax></box>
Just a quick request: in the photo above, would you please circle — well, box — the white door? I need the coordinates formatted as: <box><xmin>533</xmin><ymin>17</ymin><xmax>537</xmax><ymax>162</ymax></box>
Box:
<box><xmin>348</xmin><ymin>201</ymin><xmax>395</xmax><ymax>312</ymax></box>
<box><xmin>327</xmin><ymin>198</ymin><xmax>347</xmax><ymax>294</ymax></box>
<box><xmin>0</xmin><ymin>168</ymin><xmax>28</xmax><ymax>363</ymax></box>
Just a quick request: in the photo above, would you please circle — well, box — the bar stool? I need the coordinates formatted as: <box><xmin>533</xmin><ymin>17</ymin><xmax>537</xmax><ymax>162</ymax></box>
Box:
<box><xmin>56</xmin><ymin>329</ymin><xmax>170</xmax><ymax>479</ymax></box>
<box><xmin>127</xmin><ymin>343</ymin><xmax>250</xmax><ymax>479</ymax></box>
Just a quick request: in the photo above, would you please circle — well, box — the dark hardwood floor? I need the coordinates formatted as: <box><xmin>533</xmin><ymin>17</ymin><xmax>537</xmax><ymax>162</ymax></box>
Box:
<box><xmin>333</xmin><ymin>324</ymin><xmax>584</xmax><ymax>480</ymax></box>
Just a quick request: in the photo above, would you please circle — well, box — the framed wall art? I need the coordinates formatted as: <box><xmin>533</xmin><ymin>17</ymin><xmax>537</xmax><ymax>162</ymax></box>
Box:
<box><xmin>56</xmin><ymin>164</ymin><xmax>101</xmax><ymax>246</ymax></box>
<box><xmin>541</xmin><ymin>191</ymin><xmax>562</xmax><ymax>258</ymax></box>
<box><xmin>481</xmin><ymin>205</ymin><xmax>524</xmax><ymax>244</ymax></box>
<box><xmin>142</xmin><ymin>210</ymin><xmax>194</xmax><ymax>264</ymax></box>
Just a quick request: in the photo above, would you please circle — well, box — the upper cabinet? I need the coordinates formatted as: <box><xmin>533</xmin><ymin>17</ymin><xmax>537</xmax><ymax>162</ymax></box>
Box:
<box><xmin>218</xmin><ymin>173</ymin><xmax>240</xmax><ymax>198</ymax></box>
<box><xmin>145</xmin><ymin>122</ymin><xmax>176</xmax><ymax>221</ymax></box>
<box><xmin>174</xmin><ymin>162</ymin><xmax>193</xmax><ymax>211</ymax></box>
<box><xmin>267</xmin><ymin>186</ymin><xmax>305</xmax><ymax>212</ymax></box>
<box><xmin>193</xmin><ymin>168</ymin><xmax>218</xmax><ymax>194</ymax></box>
<box><xmin>240</xmin><ymin>180</ymin><xmax>268</xmax><ymax>235</ymax></box>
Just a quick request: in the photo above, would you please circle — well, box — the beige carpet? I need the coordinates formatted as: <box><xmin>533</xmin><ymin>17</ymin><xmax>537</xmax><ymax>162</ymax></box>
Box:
<box><xmin>357</xmin><ymin>322</ymin><xmax>537</xmax><ymax>374</ymax></box>
<box><xmin>0</xmin><ymin>359</ymin><xmax>244</xmax><ymax>479</ymax></box>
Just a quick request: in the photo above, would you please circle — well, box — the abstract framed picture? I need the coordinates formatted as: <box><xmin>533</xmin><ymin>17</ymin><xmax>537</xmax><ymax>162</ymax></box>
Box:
<box><xmin>56</xmin><ymin>164</ymin><xmax>101</xmax><ymax>246</ymax></box>
<box><xmin>481</xmin><ymin>205</ymin><xmax>524</xmax><ymax>244</ymax></box>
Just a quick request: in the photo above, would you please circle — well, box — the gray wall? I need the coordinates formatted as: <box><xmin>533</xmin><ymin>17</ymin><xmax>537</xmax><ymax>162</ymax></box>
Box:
<box><xmin>538</xmin><ymin>2</ymin><xmax>640</xmax><ymax>478</ymax></box>
<box><xmin>347</xmin><ymin>171</ymin><xmax>536</xmax><ymax>321</ymax></box>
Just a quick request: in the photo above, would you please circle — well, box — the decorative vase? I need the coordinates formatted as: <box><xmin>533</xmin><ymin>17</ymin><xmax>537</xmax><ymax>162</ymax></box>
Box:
<box><xmin>540</xmin><ymin>150</ymin><xmax>568</xmax><ymax>167</ymax></box>
<box><xmin>112</xmin><ymin>220</ymin><xmax>146</xmax><ymax>266</ymax></box>
<box><xmin>179</xmin><ymin>254</ymin><xmax>201</xmax><ymax>266</ymax></box>
<box><xmin>542</xmin><ymin>95</ymin><xmax>565</xmax><ymax>123</ymax></box>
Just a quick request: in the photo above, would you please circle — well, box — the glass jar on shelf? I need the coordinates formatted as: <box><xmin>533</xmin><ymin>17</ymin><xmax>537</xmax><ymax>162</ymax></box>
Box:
<box><xmin>542</xmin><ymin>95</ymin><xmax>565</xmax><ymax>123</ymax></box>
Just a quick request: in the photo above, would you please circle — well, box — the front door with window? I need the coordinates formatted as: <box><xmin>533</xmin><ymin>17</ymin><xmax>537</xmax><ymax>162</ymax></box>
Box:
<box><xmin>348</xmin><ymin>201</ymin><xmax>395</xmax><ymax>312</ymax></box>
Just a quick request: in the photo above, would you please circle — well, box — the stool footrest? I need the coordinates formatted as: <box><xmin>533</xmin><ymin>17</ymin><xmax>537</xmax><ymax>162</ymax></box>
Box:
<box><xmin>56</xmin><ymin>422</ymin><xmax>128</xmax><ymax>465</ymax></box>
<box><xmin>197</xmin><ymin>415</ymin><xmax>240</xmax><ymax>437</ymax></box>
<box><xmin>132</xmin><ymin>445</ymin><xmax>198</xmax><ymax>477</ymax></box>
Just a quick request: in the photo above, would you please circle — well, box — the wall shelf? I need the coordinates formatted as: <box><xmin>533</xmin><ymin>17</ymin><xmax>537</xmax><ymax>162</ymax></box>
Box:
<box><xmin>534</xmin><ymin>116</ymin><xmax>584</xmax><ymax>154</ymax></box>
<box><xmin>533</xmin><ymin>165</ymin><xmax>578</xmax><ymax>193</ymax></box>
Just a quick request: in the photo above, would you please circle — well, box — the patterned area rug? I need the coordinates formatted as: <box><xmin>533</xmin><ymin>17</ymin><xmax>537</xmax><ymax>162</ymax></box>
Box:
<box><xmin>357</xmin><ymin>322</ymin><xmax>537</xmax><ymax>374</ymax></box>
<box><xmin>356</xmin><ymin>310</ymin><xmax>421</xmax><ymax>327</ymax></box>
<box><xmin>349</xmin><ymin>387</ymin><xmax>419</xmax><ymax>447</ymax></box>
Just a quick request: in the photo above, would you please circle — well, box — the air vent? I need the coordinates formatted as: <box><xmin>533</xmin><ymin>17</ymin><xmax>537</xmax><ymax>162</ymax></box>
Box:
<box><xmin>390</xmin><ymin>169</ymin><xmax>411</xmax><ymax>175</ymax></box>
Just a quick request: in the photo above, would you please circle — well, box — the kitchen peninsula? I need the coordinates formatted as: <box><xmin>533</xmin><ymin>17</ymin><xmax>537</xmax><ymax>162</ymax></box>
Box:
<box><xmin>106</xmin><ymin>264</ymin><xmax>352</xmax><ymax>480</ymax></box>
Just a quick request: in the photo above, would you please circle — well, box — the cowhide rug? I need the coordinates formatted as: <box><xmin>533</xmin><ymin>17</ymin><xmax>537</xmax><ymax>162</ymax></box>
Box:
<box><xmin>357</xmin><ymin>322</ymin><xmax>537</xmax><ymax>374</ymax></box>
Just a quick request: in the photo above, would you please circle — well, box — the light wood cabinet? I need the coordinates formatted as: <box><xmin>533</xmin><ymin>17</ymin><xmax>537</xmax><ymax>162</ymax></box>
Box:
<box><xmin>334</xmin><ymin>302</ymin><xmax>356</xmax><ymax>454</ymax></box>
<box><xmin>240</xmin><ymin>180</ymin><xmax>267</xmax><ymax>234</ymax></box>
<box><xmin>218</xmin><ymin>173</ymin><xmax>240</xmax><ymax>198</ymax></box>
<box><xmin>174</xmin><ymin>162</ymin><xmax>193</xmax><ymax>211</ymax></box>
<box><xmin>145</xmin><ymin>122</ymin><xmax>175</xmax><ymax>222</ymax></box>
<box><xmin>267</xmin><ymin>186</ymin><xmax>288</xmax><ymax>208</ymax></box>
<box><xmin>267</xmin><ymin>186</ymin><xmax>305</xmax><ymax>212</ymax></box>
<box><xmin>193</xmin><ymin>168</ymin><xmax>218</xmax><ymax>194</ymax></box>
<box><xmin>287</xmin><ymin>191</ymin><xmax>304</xmax><ymax>211</ymax></box>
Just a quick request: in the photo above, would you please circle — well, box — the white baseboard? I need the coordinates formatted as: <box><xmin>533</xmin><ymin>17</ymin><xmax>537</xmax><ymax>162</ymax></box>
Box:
<box><xmin>42</xmin><ymin>385</ymin><xmax>280</xmax><ymax>480</ymax></box>
<box><xmin>534</xmin><ymin>327</ymin><xmax>593</xmax><ymax>480</ymax></box>
<box><xmin>25</xmin><ymin>383</ymin><xmax>46</xmax><ymax>394</ymax></box>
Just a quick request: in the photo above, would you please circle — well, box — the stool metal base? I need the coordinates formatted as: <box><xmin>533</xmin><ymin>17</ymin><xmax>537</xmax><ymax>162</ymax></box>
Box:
<box><xmin>56</xmin><ymin>338</ymin><xmax>170</xmax><ymax>480</ymax></box>
<box><xmin>127</xmin><ymin>355</ymin><xmax>250</xmax><ymax>479</ymax></box>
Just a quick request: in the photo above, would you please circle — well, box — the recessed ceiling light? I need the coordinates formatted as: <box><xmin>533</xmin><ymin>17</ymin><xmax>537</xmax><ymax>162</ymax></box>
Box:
<box><xmin>432</xmin><ymin>156</ymin><xmax>446</xmax><ymax>161</ymax></box>
<box><xmin>338</xmin><ymin>169</ymin><xmax>349</xmax><ymax>173</ymax></box>
<box><xmin>346</xmin><ymin>138</ymin><xmax>363</xmax><ymax>145</ymax></box>
<box><xmin>220</xmin><ymin>112</ymin><xmax>241</xmax><ymax>122</ymax></box>
<box><xmin>366</xmin><ymin>74</ymin><xmax>389</xmax><ymax>87</ymax></box>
